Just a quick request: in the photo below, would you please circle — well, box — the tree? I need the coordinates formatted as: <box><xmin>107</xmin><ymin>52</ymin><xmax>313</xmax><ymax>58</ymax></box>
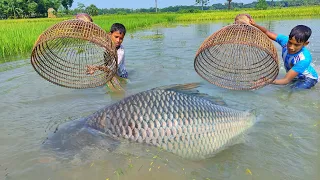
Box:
<box><xmin>86</xmin><ymin>4</ymin><xmax>98</xmax><ymax>16</ymax></box>
<box><xmin>61</xmin><ymin>0</ymin><xmax>73</xmax><ymax>11</ymax></box>
<box><xmin>304</xmin><ymin>0</ymin><xmax>318</xmax><ymax>5</ymax></box>
<box><xmin>27</xmin><ymin>1</ymin><xmax>38</xmax><ymax>16</ymax></box>
<box><xmin>0</xmin><ymin>0</ymin><xmax>64</xmax><ymax>18</ymax></box>
<box><xmin>227</xmin><ymin>0</ymin><xmax>232</xmax><ymax>10</ymax></box>
<box><xmin>57</xmin><ymin>4</ymin><xmax>66</xmax><ymax>15</ymax></box>
<box><xmin>74</xmin><ymin>2</ymin><xmax>85</xmax><ymax>14</ymax></box>
<box><xmin>4</xmin><ymin>0</ymin><xmax>24</xmax><ymax>18</ymax></box>
<box><xmin>195</xmin><ymin>0</ymin><xmax>210</xmax><ymax>10</ymax></box>
<box><xmin>77</xmin><ymin>2</ymin><xmax>85</xmax><ymax>11</ymax></box>
<box><xmin>256</xmin><ymin>0</ymin><xmax>268</xmax><ymax>10</ymax></box>
<box><xmin>52</xmin><ymin>0</ymin><xmax>62</xmax><ymax>11</ymax></box>
<box><xmin>286</xmin><ymin>0</ymin><xmax>303</xmax><ymax>6</ymax></box>
<box><xmin>0</xmin><ymin>2</ymin><xmax>4</xmax><ymax>18</ymax></box>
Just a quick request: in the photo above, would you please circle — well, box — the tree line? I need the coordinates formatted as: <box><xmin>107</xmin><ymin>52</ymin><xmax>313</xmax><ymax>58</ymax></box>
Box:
<box><xmin>0</xmin><ymin>0</ymin><xmax>73</xmax><ymax>19</ymax></box>
<box><xmin>1</xmin><ymin>0</ymin><xmax>320</xmax><ymax>19</ymax></box>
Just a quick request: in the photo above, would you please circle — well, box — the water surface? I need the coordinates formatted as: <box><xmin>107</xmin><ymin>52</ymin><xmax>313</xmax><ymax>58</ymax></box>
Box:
<box><xmin>0</xmin><ymin>19</ymin><xmax>319</xmax><ymax>180</ymax></box>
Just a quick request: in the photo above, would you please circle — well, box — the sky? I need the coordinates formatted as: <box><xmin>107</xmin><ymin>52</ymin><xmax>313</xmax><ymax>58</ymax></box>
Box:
<box><xmin>71</xmin><ymin>0</ymin><xmax>255</xmax><ymax>9</ymax></box>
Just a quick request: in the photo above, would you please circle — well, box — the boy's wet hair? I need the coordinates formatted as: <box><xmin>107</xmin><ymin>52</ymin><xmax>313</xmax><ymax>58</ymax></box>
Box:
<box><xmin>75</xmin><ymin>13</ymin><xmax>93</xmax><ymax>22</ymax></box>
<box><xmin>289</xmin><ymin>25</ymin><xmax>312</xmax><ymax>43</ymax></box>
<box><xmin>110</xmin><ymin>23</ymin><xmax>126</xmax><ymax>35</ymax></box>
<box><xmin>234</xmin><ymin>14</ymin><xmax>252</xmax><ymax>24</ymax></box>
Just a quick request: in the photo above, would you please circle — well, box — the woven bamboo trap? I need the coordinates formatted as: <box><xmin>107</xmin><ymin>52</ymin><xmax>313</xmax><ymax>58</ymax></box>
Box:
<box><xmin>194</xmin><ymin>23</ymin><xmax>280</xmax><ymax>90</ymax></box>
<box><xmin>31</xmin><ymin>19</ymin><xmax>117</xmax><ymax>89</ymax></box>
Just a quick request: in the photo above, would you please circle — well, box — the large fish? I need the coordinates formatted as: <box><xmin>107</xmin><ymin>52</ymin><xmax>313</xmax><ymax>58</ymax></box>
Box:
<box><xmin>82</xmin><ymin>83</ymin><xmax>256</xmax><ymax>160</ymax></box>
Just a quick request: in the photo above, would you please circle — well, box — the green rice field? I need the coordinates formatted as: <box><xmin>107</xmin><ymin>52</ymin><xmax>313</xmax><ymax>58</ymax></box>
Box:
<box><xmin>1</xmin><ymin>6</ymin><xmax>320</xmax><ymax>63</ymax></box>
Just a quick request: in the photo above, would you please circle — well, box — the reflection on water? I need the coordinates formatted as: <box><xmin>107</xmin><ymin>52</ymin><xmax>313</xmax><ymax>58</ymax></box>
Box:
<box><xmin>0</xmin><ymin>19</ymin><xmax>319</xmax><ymax>180</ymax></box>
<box><xmin>195</xmin><ymin>23</ymin><xmax>212</xmax><ymax>38</ymax></box>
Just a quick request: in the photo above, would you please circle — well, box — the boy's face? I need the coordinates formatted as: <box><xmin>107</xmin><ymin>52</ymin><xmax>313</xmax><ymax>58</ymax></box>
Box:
<box><xmin>287</xmin><ymin>36</ymin><xmax>309</xmax><ymax>54</ymax></box>
<box><xmin>110</xmin><ymin>31</ymin><xmax>125</xmax><ymax>48</ymax></box>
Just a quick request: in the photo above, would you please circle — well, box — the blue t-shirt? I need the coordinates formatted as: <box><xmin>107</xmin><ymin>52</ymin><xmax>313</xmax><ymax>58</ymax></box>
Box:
<box><xmin>275</xmin><ymin>34</ymin><xmax>318</xmax><ymax>80</ymax></box>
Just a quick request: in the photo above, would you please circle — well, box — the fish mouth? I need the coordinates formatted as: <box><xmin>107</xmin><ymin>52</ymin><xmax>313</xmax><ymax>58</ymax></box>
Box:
<box><xmin>246</xmin><ymin>109</ymin><xmax>258</xmax><ymax>128</ymax></box>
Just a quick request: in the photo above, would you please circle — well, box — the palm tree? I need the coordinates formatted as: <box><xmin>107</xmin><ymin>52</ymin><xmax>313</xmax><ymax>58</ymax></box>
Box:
<box><xmin>227</xmin><ymin>0</ymin><xmax>232</xmax><ymax>10</ymax></box>
<box><xmin>6</xmin><ymin>0</ymin><xmax>23</xmax><ymax>18</ymax></box>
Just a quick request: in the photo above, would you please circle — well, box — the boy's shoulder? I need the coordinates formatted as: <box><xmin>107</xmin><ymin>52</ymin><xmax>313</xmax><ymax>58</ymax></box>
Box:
<box><xmin>275</xmin><ymin>34</ymin><xmax>289</xmax><ymax>47</ymax></box>
<box><xmin>276</xmin><ymin>34</ymin><xmax>288</xmax><ymax>38</ymax></box>
<box><xmin>300</xmin><ymin>47</ymin><xmax>312</xmax><ymax>59</ymax></box>
<box><xmin>276</xmin><ymin>34</ymin><xmax>289</xmax><ymax>41</ymax></box>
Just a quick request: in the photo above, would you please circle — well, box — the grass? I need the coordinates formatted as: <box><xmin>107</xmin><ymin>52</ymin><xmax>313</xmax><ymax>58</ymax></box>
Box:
<box><xmin>176</xmin><ymin>6</ymin><xmax>320</xmax><ymax>21</ymax></box>
<box><xmin>1</xmin><ymin>6</ymin><xmax>320</xmax><ymax>63</ymax></box>
<box><xmin>0</xmin><ymin>18</ymin><xmax>68</xmax><ymax>62</ymax></box>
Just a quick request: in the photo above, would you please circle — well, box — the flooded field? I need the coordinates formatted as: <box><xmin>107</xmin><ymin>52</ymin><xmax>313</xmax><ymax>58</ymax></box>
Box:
<box><xmin>0</xmin><ymin>18</ymin><xmax>319</xmax><ymax>180</ymax></box>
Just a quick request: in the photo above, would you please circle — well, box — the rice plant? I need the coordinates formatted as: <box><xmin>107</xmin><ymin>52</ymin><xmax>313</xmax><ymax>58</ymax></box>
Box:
<box><xmin>0</xmin><ymin>6</ymin><xmax>319</xmax><ymax>63</ymax></box>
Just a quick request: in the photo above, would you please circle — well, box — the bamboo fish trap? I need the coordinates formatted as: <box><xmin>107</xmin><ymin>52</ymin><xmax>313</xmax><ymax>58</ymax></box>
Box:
<box><xmin>30</xmin><ymin>19</ymin><xmax>117</xmax><ymax>89</ymax></box>
<box><xmin>194</xmin><ymin>23</ymin><xmax>280</xmax><ymax>90</ymax></box>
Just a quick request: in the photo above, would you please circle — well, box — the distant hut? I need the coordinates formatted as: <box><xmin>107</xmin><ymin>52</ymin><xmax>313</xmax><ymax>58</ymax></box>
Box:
<box><xmin>48</xmin><ymin>8</ymin><xmax>56</xmax><ymax>18</ymax></box>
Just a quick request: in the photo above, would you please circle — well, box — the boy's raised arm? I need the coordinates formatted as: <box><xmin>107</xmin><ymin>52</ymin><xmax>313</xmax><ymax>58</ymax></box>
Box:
<box><xmin>250</xmin><ymin>18</ymin><xmax>278</xmax><ymax>41</ymax></box>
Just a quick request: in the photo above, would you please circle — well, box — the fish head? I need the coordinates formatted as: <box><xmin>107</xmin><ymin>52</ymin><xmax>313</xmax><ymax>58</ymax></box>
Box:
<box><xmin>243</xmin><ymin>109</ymin><xmax>257</xmax><ymax>129</ymax></box>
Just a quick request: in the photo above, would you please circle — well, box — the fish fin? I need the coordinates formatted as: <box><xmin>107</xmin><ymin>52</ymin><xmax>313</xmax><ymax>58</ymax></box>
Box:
<box><xmin>154</xmin><ymin>83</ymin><xmax>228</xmax><ymax>106</ymax></box>
<box><xmin>203</xmin><ymin>96</ymin><xmax>228</xmax><ymax>106</ymax></box>
<box><xmin>191</xmin><ymin>93</ymin><xmax>228</xmax><ymax>106</ymax></box>
<box><xmin>153</xmin><ymin>82</ymin><xmax>202</xmax><ymax>91</ymax></box>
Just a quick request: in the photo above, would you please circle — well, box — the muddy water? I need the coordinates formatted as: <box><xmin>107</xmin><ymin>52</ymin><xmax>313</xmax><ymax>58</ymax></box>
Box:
<box><xmin>0</xmin><ymin>18</ymin><xmax>319</xmax><ymax>180</ymax></box>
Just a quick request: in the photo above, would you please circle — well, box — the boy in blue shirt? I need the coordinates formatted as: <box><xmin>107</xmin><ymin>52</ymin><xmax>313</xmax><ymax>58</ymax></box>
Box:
<box><xmin>250</xmin><ymin>19</ymin><xmax>318</xmax><ymax>89</ymax></box>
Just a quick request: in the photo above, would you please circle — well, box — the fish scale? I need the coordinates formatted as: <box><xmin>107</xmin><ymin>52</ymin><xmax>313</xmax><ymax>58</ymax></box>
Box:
<box><xmin>85</xmin><ymin>84</ymin><xmax>255</xmax><ymax>160</ymax></box>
